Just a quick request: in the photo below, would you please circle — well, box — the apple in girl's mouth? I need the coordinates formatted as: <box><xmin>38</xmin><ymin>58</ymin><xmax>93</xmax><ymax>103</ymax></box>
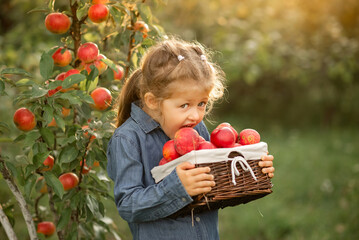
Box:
<box><xmin>174</xmin><ymin>127</ymin><xmax>200</xmax><ymax>155</ymax></box>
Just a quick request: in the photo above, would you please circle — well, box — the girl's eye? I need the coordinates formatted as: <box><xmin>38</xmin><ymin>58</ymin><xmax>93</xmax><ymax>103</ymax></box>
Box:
<box><xmin>198</xmin><ymin>101</ymin><xmax>207</xmax><ymax>107</ymax></box>
<box><xmin>180</xmin><ymin>103</ymin><xmax>189</xmax><ymax>109</ymax></box>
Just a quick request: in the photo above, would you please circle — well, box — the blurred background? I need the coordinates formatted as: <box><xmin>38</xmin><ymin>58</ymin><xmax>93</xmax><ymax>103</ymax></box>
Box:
<box><xmin>1</xmin><ymin>0</ymin><xmax>359</xmax><ymax>239</ymax></box>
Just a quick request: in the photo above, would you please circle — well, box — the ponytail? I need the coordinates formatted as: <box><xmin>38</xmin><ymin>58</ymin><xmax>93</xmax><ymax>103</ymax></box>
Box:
<box><xmin>116</xmin><ymin>69</ymin><xmax>142</xmax><ymax>127</ymax></box>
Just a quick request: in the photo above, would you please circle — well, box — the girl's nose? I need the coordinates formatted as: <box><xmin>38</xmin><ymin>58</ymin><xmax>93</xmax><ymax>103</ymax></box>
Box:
<box><xmin>188</xmin><ymin>108</ymin><xmax>201</xmax><ymax>121</ymax></box>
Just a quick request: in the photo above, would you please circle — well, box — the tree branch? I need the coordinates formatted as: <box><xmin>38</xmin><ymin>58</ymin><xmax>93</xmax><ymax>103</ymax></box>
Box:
<box><xmin>0</xmin><ymin>157</ymin><xmax>38</xmax><ymax>240</ymax></box>
<box><xmin>0</xmin><ymin>204</ymin><xmax>18</xmax><ymax>240</ymax></box>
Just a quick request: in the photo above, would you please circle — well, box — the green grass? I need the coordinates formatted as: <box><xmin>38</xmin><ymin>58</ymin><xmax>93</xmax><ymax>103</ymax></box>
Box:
<box><xmin>218</xmin><ymin>127</ymin><xmax>359</xmax><ymax>240</ymax></box>
<box><xmin>1</xmin><ymin>127</ymin><xmax>359</xmax><ymax>239</ymax></box>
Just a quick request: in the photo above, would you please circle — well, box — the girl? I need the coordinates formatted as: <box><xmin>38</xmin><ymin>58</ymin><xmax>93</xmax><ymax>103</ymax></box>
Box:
<box><xmin>107</xmin><ymin>38</ymin><xmax>275</xmax><ymax>240</ymax></box>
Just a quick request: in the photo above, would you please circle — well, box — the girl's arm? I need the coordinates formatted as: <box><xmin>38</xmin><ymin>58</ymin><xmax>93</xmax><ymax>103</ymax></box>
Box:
<box><xmin>107</xmin><ymin>135</ymin><xmax>193</xmax><ymax>223</ymax></box>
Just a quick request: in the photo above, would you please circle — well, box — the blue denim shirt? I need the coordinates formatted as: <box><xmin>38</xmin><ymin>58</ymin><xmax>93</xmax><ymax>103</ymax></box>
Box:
<box><xmin>107</xmin><ymin>102</ymin><xmax>219</xmax><ymax>240</ymax></box>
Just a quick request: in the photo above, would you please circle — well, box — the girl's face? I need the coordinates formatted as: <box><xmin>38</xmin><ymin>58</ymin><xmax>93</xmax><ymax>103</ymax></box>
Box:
<box><xmin>157</xmin><ymin>79</ymin><xmax>211</xmax><ymax>139</ymax></box>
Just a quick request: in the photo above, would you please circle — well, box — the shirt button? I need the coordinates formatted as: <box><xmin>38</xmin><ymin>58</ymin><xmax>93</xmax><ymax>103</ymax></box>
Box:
<box><xmin>181</xmin><ymin>197</ymin><xmax>187</xmax><ymax>202</ymax></box>
<box><xmin>195</xmin><ymin>217</ymin><xmax>200</xmax><ymax>222</ymax></box>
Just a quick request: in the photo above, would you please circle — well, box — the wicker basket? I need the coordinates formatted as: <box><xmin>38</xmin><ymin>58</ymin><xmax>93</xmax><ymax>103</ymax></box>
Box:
<box><xmin>151</xmin><ymin>142</ymin><xmax>273</xmax><ymax>219</ymax></box>
<box><xmin>169</xmin><ymin>151</ymin><xmax>273</xmax><ymax>219</ymax></box>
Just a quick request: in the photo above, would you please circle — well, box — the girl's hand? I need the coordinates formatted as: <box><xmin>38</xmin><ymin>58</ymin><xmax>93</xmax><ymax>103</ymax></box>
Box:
<box><xmin>176</xmin><ymin>162</ymin><xmax>215</xmax><ymax>196</ymax></box>
<box><xmin>258</xmin><ymin>154</ymin><xmax>275</xmax><ymax>178</ymax></box>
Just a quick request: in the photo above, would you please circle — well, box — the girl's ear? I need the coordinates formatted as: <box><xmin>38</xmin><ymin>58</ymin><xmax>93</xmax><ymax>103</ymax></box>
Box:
<box><xmin>144</xmin><ymin>92</ymin><xmax>159</xmax><ymax>110</ymax></box>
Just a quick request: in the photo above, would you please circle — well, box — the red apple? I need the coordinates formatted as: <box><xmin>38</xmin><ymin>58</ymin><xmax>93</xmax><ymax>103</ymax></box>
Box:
<box><xmin>198</xmin><ymin>136</ymin><xmax>206</xmax><ymax>143</ymax></box>
<box><xmin>48</xmin><ymin>118</ymin><xmax>57</xmax><ymax>127</ymax></box>
<box><xmin>113</xmin><ymin>65</ymin><xmax>124</xmax><ymax>80</ymax></box>
<box><xmin>88</xmin><ymin>4</ymin><xmax>109</xmax><ymax>23</ymax></box>
<box><xmin>159</xmin><ymin>157</ymin><xmax>168</xmax><ymax>166</ymax></box>
<box><xmin>61</xmin><ymin>107</ymin><xmax>71</xmax><ymax>117</ymax></box>
<box><xmin>162</xmin><ymin>140</ymin><xmax>181</xmax><ymax>161</ymax></box>
<box><xmin>55</xmin><ymin>72</ymin><xmax>66</xmax><ymax>81</ymax></box>
<box><xmin>42</xmin><ymin>155</ymin><xmax>54</xmax><ymax>171</ymax></box>
<box><xmin>216</xmin><ymin>122</ymin><xmax>238</xmax><ymax>142</ymax></box>
<box><xmin>134</xmin><ymin>20</ymin><xmax>149</xmax><ymax>33</ymax></box>
<box><xmin>210</xmin><ymin>126</ymin><xmax>236</xmax><ymax>148</ymax></box>
<box><xmin>239</xmin><ymin>128</ymin><xmax>261</xmax><ymax>145</ymax></box>
<box><xmin>45</xmin><ymin>13</ymin><xmax>71</xmax><ymax>34</ymax></box>
<box><xmin>80</xmin><ymin>160</ymin><xmax>91</xmax><ymax>174</ymax></box>
<box><xmin>37</xmin><ymin>221</ymin><xmax>56</xmax><ymax>236</ymax></box>
<box><xmin>92</xmin><ymin>0</ymin><xmax>109</xmax><ymax>4</ymax></box>
<box><xmin>197</xmin><ymin>141</ymin><xmax>217</xmax><ymax>150</ymax></box>
<box><xmin>61</xmin><ymin>69</ymin><xmax>81</xmax><ymax>92</ymax></box>
<box><xmin>174</xmin><ymin>127</ymin><xmax>200</xmax><ymax>155</ymax></box>
<box><xmin>82</xmin><ymin>125</ymin><xmax>96</xmax><ymax>140</ymax></box>
<box><xmin>13</xmin><ymin>107</ymin><xmax>36</xmax><ymax>131</ymax></box>
<box><xmin>81</xmin><ymin>54</ymin><xmax>108</xmax><ymax>75</ymax></box>
<box><xmin>47</xmin><ymin>73</ymin><xmax>65</xmax><ymax>96</ymax></box>
<box><xmin>77</xmin><ymin>42</ymin><xmax>99</xmax><ymax>63</ymax></box>
<box><xmin>59</xmin><ymin>172</ymin><xmax>79</xmax><ymax>191</ymax></box>
<box><xmin>90</xmin><ymin>87</ymin><xmax>112</xmax><ymax>110</ymax></box>
<box><xmin>52</xmin><ymin>47</ymin><xmax>72</xmax><ymax>67</ymax></box>
<box><xmin>36</xmin><ymin>177</ymin><xmax>48</xmax><ymax>194</ymax></box>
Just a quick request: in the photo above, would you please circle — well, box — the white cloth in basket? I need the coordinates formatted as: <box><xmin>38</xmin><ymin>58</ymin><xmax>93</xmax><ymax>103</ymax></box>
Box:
<box><xmin>151</xmin><ymin>142</ymin><xmax>268</xmax><ymax>183</ymax></box>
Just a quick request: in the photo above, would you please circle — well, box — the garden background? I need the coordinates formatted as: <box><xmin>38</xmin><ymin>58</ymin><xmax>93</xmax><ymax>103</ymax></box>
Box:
<box><xmin>1</xmin><ymin>0</ymin><xmax>358</xmax><ymax>239</ymax></box>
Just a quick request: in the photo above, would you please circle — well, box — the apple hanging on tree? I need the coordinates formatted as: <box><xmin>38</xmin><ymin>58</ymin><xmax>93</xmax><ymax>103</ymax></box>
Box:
<box><xmin>37</xmin><ymin>221</ymin><xmax>56</xmax><ymax>236</ymax></box>
<box><xmin>59</xmin><ymin>172</ymin><xmax>79</xmax><ymax>191</ymax></box>
<box><xmin>45</xmin><ymin>12</ymin><xmax>71</xmax><ymax>34</ymax></box>
<box><xmin>13</xmin><ymin>107</ymin><xmax>36</xmax><ymax>131</ymax></box>
<box><xmin>52</xmin><ymin>47</ymin><xmax>72</xmax><ymax>67</ymax></box>
<box><xmin>88</xmin><ymin>4</ymin><xmax>109</xmax><ymax>23</ymax></box>
<box><xmin>90</xmin><ymin>87</ymin><xmax>112</xmax><ymax>111</ymax></box>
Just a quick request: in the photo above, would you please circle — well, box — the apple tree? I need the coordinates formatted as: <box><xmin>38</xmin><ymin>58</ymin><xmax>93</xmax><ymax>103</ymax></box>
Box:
<box><xmin>0</xmin><ymin>0</ymin><xmax>164</xmax><ymax>239</ymax></box>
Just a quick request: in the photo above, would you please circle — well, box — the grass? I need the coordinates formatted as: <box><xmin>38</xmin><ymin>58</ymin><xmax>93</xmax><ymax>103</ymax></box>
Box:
<box><xmin>218</xmin><ymin>127</ymin><xmax>359</xmax><ymax>240</ymax></box>
<box><xmin>1</xmin><ymin>127</ymin><xmax>359</xmax><ymax>239</ymax></box>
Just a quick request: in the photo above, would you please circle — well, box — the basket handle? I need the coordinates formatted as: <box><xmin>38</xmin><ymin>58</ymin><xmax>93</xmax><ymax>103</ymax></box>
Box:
<box><xmin>230</xmin><ymin>156</ymin><xmax>257</xmax><ymax>185</ymax></box>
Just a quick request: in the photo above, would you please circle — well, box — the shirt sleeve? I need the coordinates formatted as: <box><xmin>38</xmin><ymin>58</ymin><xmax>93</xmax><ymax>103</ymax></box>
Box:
<box><xmin>195</xmin><ymin>121</ymin><xmax>210</xmax><ymax>141</ymax></box>
<box><xmin>107</xmin><ymin>134</ymin><xmax>193</xmax><ymax>223</ymax></box>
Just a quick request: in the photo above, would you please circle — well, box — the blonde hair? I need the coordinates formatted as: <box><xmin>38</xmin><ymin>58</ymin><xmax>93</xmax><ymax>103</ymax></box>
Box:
<box><xmin>115</xmin><ymin>37</ymin><xmax>225</xmax><ymax>127</ymax></box>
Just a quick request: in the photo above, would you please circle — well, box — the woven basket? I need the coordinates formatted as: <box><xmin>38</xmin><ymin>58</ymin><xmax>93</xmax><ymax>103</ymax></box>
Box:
<box><xmin>169</xmin><ymin>151</ymin><xmax>273</xmax><ymax>219</ymax></box>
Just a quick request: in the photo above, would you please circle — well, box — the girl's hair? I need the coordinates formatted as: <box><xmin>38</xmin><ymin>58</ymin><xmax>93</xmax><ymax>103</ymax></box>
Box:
<box><xmin>115</xmin><ymin>37</ymin><xmax>225</xmax><ymax>127</ymax></box>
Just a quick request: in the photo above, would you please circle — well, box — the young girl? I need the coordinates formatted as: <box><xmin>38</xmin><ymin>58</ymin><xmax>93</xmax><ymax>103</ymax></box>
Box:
<box><xmin>106</xmin><ymin>38</ymin><xmax>275</xmax><ymax>240</ymax></box>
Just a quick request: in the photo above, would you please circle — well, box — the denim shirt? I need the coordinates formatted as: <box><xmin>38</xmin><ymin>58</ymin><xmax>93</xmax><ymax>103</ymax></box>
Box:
<box><xmin>107</xmin><ymin>102</ymin><xmax>219</xmax><ymax>240</ymax></box>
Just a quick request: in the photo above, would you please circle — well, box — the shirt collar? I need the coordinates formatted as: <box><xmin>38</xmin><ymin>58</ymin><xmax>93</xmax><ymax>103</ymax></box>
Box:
<box><xmin>130</xmin><ymin>102</ymin><xmax>160</xmax><ymax>134</ymax></box>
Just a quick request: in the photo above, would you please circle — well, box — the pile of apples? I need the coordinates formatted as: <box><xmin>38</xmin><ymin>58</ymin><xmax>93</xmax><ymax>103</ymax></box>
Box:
<box><xmin>159</xmin><ymin>123</ymin><xmax>261</xmax><ymax>165</ymax></box>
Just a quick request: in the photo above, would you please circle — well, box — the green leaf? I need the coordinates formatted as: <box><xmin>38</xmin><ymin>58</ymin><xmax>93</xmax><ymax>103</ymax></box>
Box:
<box><xmin>43</xmin><ymin>105</ymin><xmax>54</xmax><ymax>124</ymax></box>
<box><xmin>30</xmin><ymin>85</ymin><xmax>48</xmax><ymax>99</ymax></box>
<box><xmin>33</xmin><ymin>151</ymin><xmax>51</xmax><ymax>167</ymax></box>
<box><xmin>43</xmin><ymin>172</ymin><xmax>64</xmax><ymax>199</ymax></box>
<box><xmin>15</xmin><ymin>78</ymin><xmax>36</xmax><ymax>86</ymax></box>
<box><xmin>24</xmin><ymin>131</ymin><xmax>41</xmax><ymax>147</ymax></box>
<box><xmin>137</xmin><ymin>3</ymin><xmax>152</xmax><ymax>23</ymax></box>
<box><xmin>57</xmin><ymin>208</ymin><xmax>72</xmax><ymax>230</ymax></box>
<box><xmin>59</xmin><ymin>145</ymin><xmax>79</xmax><ymax>163</ymax></box>
<box><xmin>0</xmin><ymin>68</ymin><xmax>32</xmax><ymax>77</ymax></box>
<box><xmin>109</xmin><ymin>6</ymin><xmax>123</xmax><ymax>23</ymax></box>
<box><xmin>76</xmin><ymin>4</ymin><xmax>89</xmax><ymax>20</ymax></box>
<box><xmin>40</xmin><ymin>52</ymin><xmax>54</xmax><ymax>80</ymax></box>
<box><xmin>86</xmin><ymin>195</ymin><xmax>102</xmax><ymax>219</ymax></box>
<box><xmin>101</xmin><ymin>57</ymin><xmax>117</xmax><ymax>71</ymax></box>
<box><xmin>5</xmin><ymin>161</ymin><xmax>19</xmax><ymax>180</ymax></box>
<box><xmin>0</xmin><ymin>122</ymin><xmax>10</xmax><ymax>135</ymax></box>
<box><xmin>62</xmin><ymin>74</ymin><xmax>86</xmax><ymax>89</ymax></box>
<box><xmin>87</xmin><ymin>76</ymin><xmax>98</xmax><ymax>94</ymax></box>
<box><xmin>39</xmin><ymin>128</ymin><xmax>55</xmax><ymax>148</ymax></box>
<box><xmin>59</xmin><ymin>92</ymin><xmax>82</xmax><ymax>105</ymax></box>
<box><xmin>48</xmin><ymin>80</ymin><xmax>62</xmax><ymax>90</ymax></box>
<box><xmin>13</xmin><ymin>134</ymin><xmax>26</xmax><ymax>142</ymax></box>
<box><xmin>54</xmin><ymin>116</ymin><xmax>66</xmax><ymax>131</ymax></box>
<box><xmin>0</xmin><ymin>80</ymin><xmax>5</xmax><ymax>93</ymax></box>
<box><xmin>24</xmin><ymin>175</ymin><xmax>37</xmax><ymax>198</ymax></box>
